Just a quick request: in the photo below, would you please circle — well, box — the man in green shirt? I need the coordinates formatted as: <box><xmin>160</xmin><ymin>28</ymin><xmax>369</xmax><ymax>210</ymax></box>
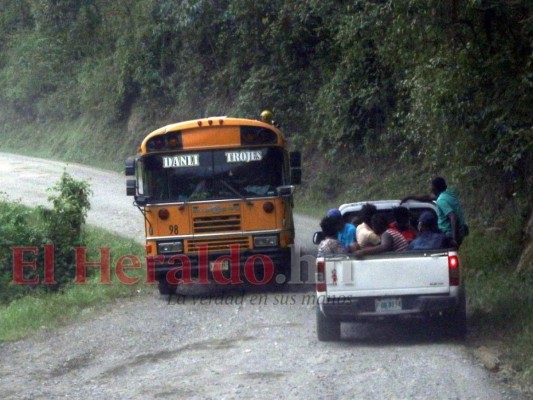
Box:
<box><xmin>401</xmin><ymin>177</ymin><xmax>467</xmax><ymax>247</ymax></box>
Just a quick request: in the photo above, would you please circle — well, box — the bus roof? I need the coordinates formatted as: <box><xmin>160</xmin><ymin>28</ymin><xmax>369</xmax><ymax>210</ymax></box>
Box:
<box><xmin>139</xmin><ymin>116</ymin><xmax>286</xmax><ymax>154</ymax></box>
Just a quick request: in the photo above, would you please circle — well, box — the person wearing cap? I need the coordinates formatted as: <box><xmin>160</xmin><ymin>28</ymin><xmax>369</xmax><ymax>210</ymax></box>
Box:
<box><xmin>317</xmin><ymin>216</ymin><xmax>348</xmax><ymax>257</ymax></box>
<box><xmin>408</xmin><ymin>211</ymin><xmax>453</xmax><ymax>250</ymax></box>
<box><xmin>401</xmin><ymin>177</ymin><xmax>467</xmax><ymax>247</ymax></box>
<box><xmin>327</xmin><ymin>208</ymin><xmax>356</xmax><ymax>250</ymax></box>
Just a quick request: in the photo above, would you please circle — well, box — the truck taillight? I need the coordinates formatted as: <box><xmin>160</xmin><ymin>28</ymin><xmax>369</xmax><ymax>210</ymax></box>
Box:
<box><xmin>448</xmin><ymin>255</ymin><xmax>460</xmax><ymax>286</ymax></box>
<box><xmin>316</xmin><ymin>260</ymin><xmax>326</xmax><ymax>292</ymax></box>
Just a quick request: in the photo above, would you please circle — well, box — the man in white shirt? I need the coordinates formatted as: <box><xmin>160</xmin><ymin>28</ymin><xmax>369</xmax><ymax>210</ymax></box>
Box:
<box><xmin>353</xmin><ymin>203</ymin><xmax>380</xmax><ymax>249</ymax></box>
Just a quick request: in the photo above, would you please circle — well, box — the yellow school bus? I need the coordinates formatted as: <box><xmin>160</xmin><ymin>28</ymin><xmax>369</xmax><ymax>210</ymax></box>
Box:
<box><xmin>125</xmin><ymin>112</ymin><xmax>301</xmax><ymax>294</ymax></box>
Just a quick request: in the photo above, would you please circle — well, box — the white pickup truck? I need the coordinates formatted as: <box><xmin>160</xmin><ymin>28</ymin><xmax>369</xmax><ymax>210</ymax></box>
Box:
<box><xmin>315</xmin><ymin>200</ymin><xmax>466</xmax><ymax>341</ymax></box>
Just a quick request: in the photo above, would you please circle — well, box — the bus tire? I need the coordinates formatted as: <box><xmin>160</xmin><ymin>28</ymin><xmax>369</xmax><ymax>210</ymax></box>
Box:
<box><xmin>316</xmin><ymin>307</ymin><xmax>341</xmax><ymax>341</ymax></box>
<box><xmin>158</xmin><ymin>278</ymin><xmax>177</xmax><ymax>295</ymax></box>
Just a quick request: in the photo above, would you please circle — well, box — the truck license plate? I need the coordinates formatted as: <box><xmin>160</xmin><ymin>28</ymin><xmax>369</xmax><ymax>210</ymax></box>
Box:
<box><xmin>375</xmin><ymin>298</ymin><xmax>402</xmax><ymax>313</ymax></box>
<box><xmin>210</xmin><ymin>260</ymin><xmax>230</xmax><ymax>272</ymax></box>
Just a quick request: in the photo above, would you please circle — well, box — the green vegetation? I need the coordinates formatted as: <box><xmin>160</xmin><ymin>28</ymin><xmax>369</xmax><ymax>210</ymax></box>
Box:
<box><xmin>0</xmin><ymin>172</ymin><xmax>91</xmax><ymax>300</ymax></box>
<box><xmin>0</xmin><ymin>174</ymin><xmax>146</xmax><ymax>341</ymax></box>
<box><xmin>462</xmin><ymin>214</ymin><xmax>532</xmax><ymax>382</ymax></box>
<box><xmin>0</xmin><ymin>0</ymin><xmax>531</xmax><ymax>385</ymax></box>
<box><xmin>0</xmin><ymin>226</ymin><xmax>146</xmax><ymax>342</ymax></box>
<box><xmin>0</xmin><ymin>119</ymin><xmax>129</xmax><ymax>172</ymax></box>
<box><xmin>0</xmin><ymin>1</ymin><xmax>530</xmax><ymax>185</ymax></box>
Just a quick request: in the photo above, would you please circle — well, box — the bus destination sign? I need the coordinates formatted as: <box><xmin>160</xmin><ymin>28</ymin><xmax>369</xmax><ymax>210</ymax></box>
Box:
<box><xmin>225</xmin><ymin>151</ymin><xmax>263</xmax><ymax>163</ymax></box>
<box><xmin>162</xmin><ymin>154</ymin><xmax>200</xmax><ymax>168</ymax></box>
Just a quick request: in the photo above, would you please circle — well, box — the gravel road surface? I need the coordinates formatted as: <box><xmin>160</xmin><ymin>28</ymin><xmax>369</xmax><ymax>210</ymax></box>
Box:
<box><xmin>0</xmin><ymin>153</ymin><xmax>523</xmax><ymax>399</ymax></box>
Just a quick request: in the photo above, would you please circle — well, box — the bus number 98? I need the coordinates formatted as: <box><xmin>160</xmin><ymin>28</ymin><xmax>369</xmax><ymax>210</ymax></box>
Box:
<box><xmin>169</xmin><ymin>225</ymin><xmax>179</xmax><ymax>234</ymax></box>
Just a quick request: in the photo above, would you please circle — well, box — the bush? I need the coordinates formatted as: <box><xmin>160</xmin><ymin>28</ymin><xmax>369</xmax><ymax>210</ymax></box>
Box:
<box><xmin>0</xmin><ymin>172</ymin><xmax>91</xmax><ymax>303</ymax></box>
<box><xmin>0</xmin><ymin>199</ymin><xmax>47</xmax><ymax>303</ymax></box>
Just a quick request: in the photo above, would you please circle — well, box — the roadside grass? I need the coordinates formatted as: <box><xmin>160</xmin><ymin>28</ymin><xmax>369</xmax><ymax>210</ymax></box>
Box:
<box><xmin>466</xmin><ymin>268</ymin><xmax>532</xmax><ymax>381</ymax></box>
<box><xmin>294</xmin><ymin>201</ymin><xmax>332</xmax><ymax>220</ymax></box>
<box><xmin>461</xmin><ymin>220</ymin><xmax>533</xmax><ymax>384</ymax></box>
<box><xmin>0</xmin><ymin>226</ymin><xmax>149</xmax><ymax>342</ymax></box>
<box><xmin>0</xmin><ymin>118</ymin><xmax>134</xmax><ymax>172</ymax></box>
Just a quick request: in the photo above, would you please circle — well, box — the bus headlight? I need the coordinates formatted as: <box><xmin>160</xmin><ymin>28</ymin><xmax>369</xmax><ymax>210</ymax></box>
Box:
<box><xmin>157</xmin><ymin>241</ymin><xmax>184</xmax><ymax>254</ymax></box>
<box><xmin>253</xmin><ymin>235</ymin><xmax>278</xmax><ymax>248</ymax></box>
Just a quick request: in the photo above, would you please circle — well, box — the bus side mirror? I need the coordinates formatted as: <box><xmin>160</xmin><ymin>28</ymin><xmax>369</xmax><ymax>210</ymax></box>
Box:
<box><xmin>290</xmin><ymin>168</ymin><xmax>302</xmax><ymax>185</ymax></box>
<box><xmin>125</xmin><ymin>157</ymin><xmax>136</xmax><ymax>176</ymax></box>
<box><xmin>289</xmin><ymin>151</ymin><xmax>301</xmax><ymax>168</ymax></box>
<box><xmin>277</xmin><ymin>185</ymin><xmax>294</xmax><ymax>197</ymax></box>
<box><xmin>126</xmin><ymin>179</ymin><xmax>136</xmax><ymax>196</ymax></box>
<box><xmin>313</xmin><ymin>231</ymin><xmax>324</xmax><ymax>245</ymax></box>
<box><xmin>134</xmin><ymin>196</ymin><xmax>148</xmax><ymax>206</ymax></box>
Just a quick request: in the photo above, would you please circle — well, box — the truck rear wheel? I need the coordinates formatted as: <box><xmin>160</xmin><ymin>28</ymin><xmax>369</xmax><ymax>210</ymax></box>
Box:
<box><xmin>438</xmin><ymin>291</ymin><xmax>467</xmax><ymax>340</ymax></box>
<box><xmin>316</xmin><ymin>307</ymin><xmax>341</xmax><ymax>341</ymax></box>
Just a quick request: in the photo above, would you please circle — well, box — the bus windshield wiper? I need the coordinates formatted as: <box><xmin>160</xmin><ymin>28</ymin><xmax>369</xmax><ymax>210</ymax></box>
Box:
<box><xmin>178</xmin><ymin>189</ymin><xmax>203</xmax><ymax>210</ymax></box>
<box><xmin>221</xmin><ymin>180</ymin><xmax>253</xmax><ymax>206</ymax></box>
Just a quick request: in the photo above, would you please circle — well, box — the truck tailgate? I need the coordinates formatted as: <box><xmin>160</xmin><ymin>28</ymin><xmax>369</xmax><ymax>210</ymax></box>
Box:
<box><xmin>325</xmin><ymin>253</ymin><xmax>450</xmax><ymax>297</ymax></box>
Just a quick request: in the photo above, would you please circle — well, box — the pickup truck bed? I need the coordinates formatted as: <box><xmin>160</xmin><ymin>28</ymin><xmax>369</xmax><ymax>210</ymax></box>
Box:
<box><xmin>314</xmin><ymin>200</ymin><xmax>466</xmax><ymax>341</ymax></box>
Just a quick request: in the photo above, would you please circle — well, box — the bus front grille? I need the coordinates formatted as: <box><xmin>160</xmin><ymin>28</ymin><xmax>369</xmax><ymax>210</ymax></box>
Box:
<box><xmin>193</xmin><ymin>214</ymin><xmax>241</xmax><ymax>233</ymax></box>
<box><xmin>187</xmin><ymin>236</ymin><xmax>250</xmax><ymax>252</ymax></box>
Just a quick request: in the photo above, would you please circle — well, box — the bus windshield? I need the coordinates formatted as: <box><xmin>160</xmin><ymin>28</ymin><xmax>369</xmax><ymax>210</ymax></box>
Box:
<box><xmin>141</xmin><ymin>147</ymin><xmax>285</xmax><ymax>202</ymax></box>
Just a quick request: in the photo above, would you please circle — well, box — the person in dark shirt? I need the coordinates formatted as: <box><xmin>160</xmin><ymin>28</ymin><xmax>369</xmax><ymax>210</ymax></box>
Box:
<box><xmin>408</xmin><ymin>211</ymin><xmax>453</xmax><ymax>250</ymax></box>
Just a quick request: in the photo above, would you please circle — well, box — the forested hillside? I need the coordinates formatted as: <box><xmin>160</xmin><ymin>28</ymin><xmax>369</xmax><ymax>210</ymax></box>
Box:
<box><xmin>0</xmin><ymin>1</ymin><xmax>531</xmax><ymax>227</ymax></box>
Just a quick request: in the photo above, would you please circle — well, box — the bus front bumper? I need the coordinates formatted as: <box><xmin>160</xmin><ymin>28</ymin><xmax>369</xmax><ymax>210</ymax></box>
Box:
<box><xmin>149</xmin><ymin>248</ymin><xmax>292</xmax><ymax>285</ymax></box>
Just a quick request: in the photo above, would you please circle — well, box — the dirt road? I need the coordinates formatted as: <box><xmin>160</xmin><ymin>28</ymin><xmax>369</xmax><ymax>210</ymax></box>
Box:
<box><xmin>0</xmin><ymin>153</ymin><xmax>522</xmax><ymax>399</ymax></box>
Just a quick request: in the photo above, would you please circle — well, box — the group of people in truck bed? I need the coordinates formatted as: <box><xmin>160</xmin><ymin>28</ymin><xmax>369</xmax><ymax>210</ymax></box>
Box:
<box><xmin>317</xmin><ymin>177</ymin><xmax>468</xmax><ymax>257</ymax></box>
